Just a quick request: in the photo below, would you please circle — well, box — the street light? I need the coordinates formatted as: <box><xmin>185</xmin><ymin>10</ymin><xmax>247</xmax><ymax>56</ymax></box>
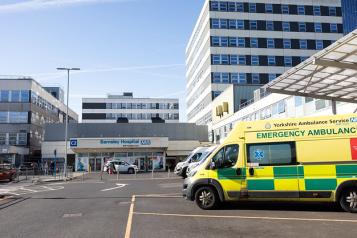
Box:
<box><xmin>56</xmin><ymin>67</ymin><xmax>80</xmax><ymax>177</ymax></box>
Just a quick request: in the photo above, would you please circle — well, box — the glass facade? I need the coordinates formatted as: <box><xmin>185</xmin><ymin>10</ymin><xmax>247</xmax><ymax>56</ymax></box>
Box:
<box><xmin>0</xmin><ymin>132</ymin><xmax>27</xmax><ymax>146</ymax></box>
<box><xmin>0</xmin><ymin>90</ymin><xmax>29</xmax><ymax>103</ymax></box>
<box><xmin>0</xmin><ymin>111</ymin><xmax>28</xmax><ymax>123</ymax></box>
<box><xmin>341</xmin><ymin>0</ymin><xmax>357</xmax><ymax>35</ymax></box>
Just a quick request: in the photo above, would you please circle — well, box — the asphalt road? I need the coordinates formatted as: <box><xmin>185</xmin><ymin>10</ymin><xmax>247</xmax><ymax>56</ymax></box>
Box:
<box><xmin>1</xmin><ymin>173</ymin><xmax>357</xmax><ymax>238</ymax></box>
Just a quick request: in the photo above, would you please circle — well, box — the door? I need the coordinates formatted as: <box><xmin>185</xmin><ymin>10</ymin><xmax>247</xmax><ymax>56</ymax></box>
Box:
<box><xmin>89</xmin><ymin>158</ymin><xmax>95</xmax><ymax>172</ymax></box>
<box><xmin>210</xmin><ymin>144</ymin><xmax>244</xmax><ymax>201</ymax></box>
<box><xmin>245</xmin><ymin>142</ymin><xmax>300</xmax><ymax>200</ymax></box>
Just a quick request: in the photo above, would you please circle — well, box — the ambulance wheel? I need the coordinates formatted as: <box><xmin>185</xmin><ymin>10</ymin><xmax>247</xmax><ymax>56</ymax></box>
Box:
<box><xmin>339</xmin><ymin>187</ymin><xmax>357</xmax><ymax>213</ymax></box>
<box><xmin>195</xmin><ymin>186</ymin><xmax>219</xmax><ymax>210</ymax></box>
<box><xmin>128</xmin><ymin>168</ymin><xmax>134</xmax><ymax>174</ymax></box>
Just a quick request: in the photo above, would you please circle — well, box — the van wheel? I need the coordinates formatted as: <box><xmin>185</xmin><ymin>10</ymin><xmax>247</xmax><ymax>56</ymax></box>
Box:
<box><xmin>195</xmin><ymin>186</ymin><xmax>219</xmax><ymax>210</ymax></box>
<box><xmin>339</xmin><ymin>187</ymin><xmax>357</xmax><ymax>213</ymax></box>
<box><xmin>128</xmin><ymin>168</ymin><xmax>134</xmax><ymax>174</ymax></box>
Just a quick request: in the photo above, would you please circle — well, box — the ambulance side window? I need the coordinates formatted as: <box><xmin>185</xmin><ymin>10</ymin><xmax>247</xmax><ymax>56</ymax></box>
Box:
<box><xmin>212</xmin><ymin>144</ymin><xmax>239</xmax><ymax>169</ymax></box>
<box><xmin>247</xmin><ymin>142</ymin><xmax>296</xmax><ymax>166</ymax></box>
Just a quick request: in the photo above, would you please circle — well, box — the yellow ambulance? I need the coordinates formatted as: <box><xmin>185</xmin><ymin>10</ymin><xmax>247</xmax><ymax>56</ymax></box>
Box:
<box><xmin>183</xmin><ymin>114</ymin><xmax>357</xmax><ymax>212</ymax></box>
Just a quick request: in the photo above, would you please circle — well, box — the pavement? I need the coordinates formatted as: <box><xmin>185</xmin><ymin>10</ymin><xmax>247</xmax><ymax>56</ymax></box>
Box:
<box><xmin>0</xmin><ymin>172</ymin><xmax>356</xmax><ymax>238</ymax></box>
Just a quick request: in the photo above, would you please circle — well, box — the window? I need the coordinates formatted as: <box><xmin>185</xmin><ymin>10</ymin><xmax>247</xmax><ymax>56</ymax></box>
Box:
<box><xmin>236</xmin><ymin>2</ymin><xmax>244</xmax><ymax>12</ymax></box>
<box><xmin>231</xmin><ymin>73</ymin><xmax>239</xmax><ymax>84</ymax></box>
<box><xmin>300</xmin><ymin>56</ymin><xmax>308</xmax><ymax>62</ymax></box>
<box><xmin>283</xmin><ymin>39</ymin><xmax>291</xmax><ymax>49</ymax></box>
<box><xmin>313</xmin><ymin>6</ymin><xmax>321</xmax><ymax>16</ymax></box>
<box><xmin>210</xmin><ymin>1</ymin><xmax>219</xmax><ymax>11</ymax></box>
<box><xmin>213</xmin><ymin>91</ymin><xmax>221</xmax><ymax>98</ymax></box>
<box><xmin>230</xmin><ymin>55</ymin><xmax>238</xmax><ymax>65</ymax></box>
<box><xmin>11</xmin><ymin>90</ymin><xmax>20</xmax><ymax>102</ymax></box>
<box><xmin>250</xmin><ymin>20</ymin><xmax>257</xmax><ymax>30</ymax></box>
<box><xmin>0</xmin><ymin>133</ymin><xmax>6</xmax><ymax>145</ymax></box>
<box><xmin>237</xmin><ymin>37</ymin><xmax>245</xmax><ymax>47</ymax></box>
<box><xmin>265</xmin><ymin>4</ymin><xmax>273</xmax><ymax>13</ymax></box>
<box><xmin>251</xmin><ymin>55</ymin><xmax>259</xmax><ymax>66</ymax></box>
<box><xmin>330</xmin><ymin>23</ymin><xmax>338</xmax><ymax>33</ymax></box>
<box><xmin>8</xmin><ymin>133</ymin><xmax>17</xmax><ymax>146</ymax></box>
<box><xmin>266</xmin><ymin>21</ymin><xmax>274</xmax><ymax>31</ymax></box>
<box><xmin>316</xmin><ymin>40</ymin><xmax>324</xmax><ymax>50</ymax></box>
<box><xmin>237</xmin><ymin>20</ymin><xmax>244</xmax><ymax>29</ymax></box>
<box><xmin>211</xmin><ymin>19</ymin><xmax>220</xmax><ymax>29</ymax></box>
<box><xmin>219</xmin><ymin>2</ymin><xmax>227</xmax><ymax>11</ymax></box>
<box><xmin>252</xmin><ymin>73</ymin><xmax>260</xmax><ymax>84</ymax></box>
<box><xmin>212</xmin><ymin>36</ymin><xmax>220</xmax><ymax>46</ymax></box>
<box><xmin>18</xmin><ymin>133</ymin><xmax>27</xmax><ymax>145</ymax></box>
<box><xmin>315</xmin><ymin>23</ymin><xmax>322</xmax><ymax>33</ymax></box>
<box><xmin>0</xmin><ymin>112</ymin><xmax>7</xmax><ymax>123</ymax></box>
<box><xmin>278</xmin><ymin>101</ymin><xmax>286</xmax><ymax>113</ymax></box>
<box><xmin>220</xmin><ymin>19</ymin><xmax>228</xmax><ymax>29</ymax></box>
<box><xmin>221</xmin><ymin>37</ymin><xmax>228</xmax><ymax>46</ymax></box>
<box><xmin>212</xmin><ymin>55</ymin><xmax>220</xmax><ymax>64</ymax></box>
<box><xmin>0</xmin><ymin>90</ymin><xmax>9</xmax><ymax>102</ymax></box>
<box><xmin>284</xmin><ymin>56</ymin><xmax>292</xmax><ymax>67</ymax></box>
<box><xmin>238</xmin><ymin>73</ymin><xmax>247</xmax><ymax>83</ymax></box>
<box><xmin>282</xmin><ymin>5</ymin><xmax>289</xmax><ymax>14</ymax></box>
<box><xmin>298</xmin><ymin>22</ymin><xmax>306</xmax><ymax>32</ymax></box>
<box><xmin>9</xmin><ymin>112</ymin><xmax>28</xmax><ymax>123</ymax></box>
<box><xmin>315</xmin><ymin>99</ymin><xmax>327</xmax><ymax>110</ymax></box>
<box><xmin>267</xmin><ymin>38</ymin><xmax>275</xmax><ymax>48</ymax></box>
<box><xmin>229</xmin><ymin>37</ymin><xmax>238</xmax><ymax>47</ymax></box>
<box><xmin>228</xmin><ymin>2</ymin><xmax>236</xmax><ymax>11</ymax></box>
<box><xmin>295</xmin><ymin>96</ymin><xmax>303</xmax><ymax>107</ymax></box>
<box><xmin>249</xmin><ymin>3</ymin><xmax>256</xmax><ymax>13</ymax></box>
<box><xmin>212</xmin><ymin>145</ymin><xmax>239</xmax><ymax>169</ymax></box>
<box><xmin>250</xmin><ymin>38</ymin><xmax>258</xmax><ymax>48</ymax></box>
<box><xmin>297</xmin><ymin>5</ymin><xmax>305</xmax><ymax>15</ymax></box>
<box><xmin>229</xmin><ymin>19</ymin><xmax>237</xmax><ymax>29</ymax></box>
<box><xmin>282</xmin><ymin>22</ymin><xmax>290</xmax><ymax>31</ymax></box>
<box><xmin>247</xmin><ymin>142</ymin><xmax>296</xmax><ymax>166</ymax></box>
<box><xmin>299</xmin><ymin>39</ymin><xmax>307</xmax><ymax>49</ymax></box>
<box><xmin>268</xmin><ymin>74</ymin><xmax>276</xmax><ymax>82</ymax></box>
<box><xmin>20</xmin><ymin>90</ymin><xmax>29</xmax><ymax>102</ymax></box>
<box><xmin>268</xmin><ymin>56</ymin><xmax>276</xmax><ymax>66</ymax></box>
<box><xmin>238</xmin><ymin>55</ymin><xmax>246</xmax><ymax>65</ymax></box>
<box><xmin>329</xmin><ymin>7</ymin><xmax>336</xmax><ymax>16</ymax></box>
<box><xmin>221</xmin><ymin>54</ymin><xmax>229</xmax><ymax>64</ymax></box>
<box><xmin>221</xmin><ymin>73</ymin><xmax>229</xmax><ymax>83</ymax></box>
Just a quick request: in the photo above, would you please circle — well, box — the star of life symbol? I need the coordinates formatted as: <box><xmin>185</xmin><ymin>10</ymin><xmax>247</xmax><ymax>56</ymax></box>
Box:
<box><xmin>254</xmin><ymin>150</ymin><xmax>264</xmax><ymax>160</ymax></box>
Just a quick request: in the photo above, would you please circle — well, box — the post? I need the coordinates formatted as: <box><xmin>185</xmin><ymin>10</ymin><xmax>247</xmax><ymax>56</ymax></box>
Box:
<box><xmin>151</xmin><ymin>166</ymin><xmax>154</xmax><ymax>179</ymax></box>
<box><xmin>168</xmin><ymin>168</ymin><xmax>170</xmax><ymax>178</ymax></box>
<box><xmin>64</xmin><ymin>69</ymin><xmax>70</xmax><ymax>178</ymax></box>
<box><xmin>332</xmin><ymin>100</ymin><xmax>337</xmax><ymax>115</ymax></box>
<box><xmin>116</xmin><ymin>168</ymin><xmax>119</xmax><ymax>181</ymax></box>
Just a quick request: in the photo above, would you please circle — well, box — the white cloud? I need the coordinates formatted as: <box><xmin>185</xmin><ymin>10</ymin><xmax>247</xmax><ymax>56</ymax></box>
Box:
<box><xmin>0</xmin><ymin>0</ymin><xmax>133</xmax><ymax>13</ymax></box>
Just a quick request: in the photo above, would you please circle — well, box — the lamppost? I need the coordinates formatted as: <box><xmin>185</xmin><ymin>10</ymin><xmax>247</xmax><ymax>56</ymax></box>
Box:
<box><xmin>56</xmin><ymin>67</ymin><xmax>80</xmax><ymax>177</ymax></box>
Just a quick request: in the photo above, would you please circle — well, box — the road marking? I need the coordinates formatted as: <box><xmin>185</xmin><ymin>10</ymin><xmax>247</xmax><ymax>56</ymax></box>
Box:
<box><xmin>124</xmin><ymin>195</ymin><xmax>136</xmax><ymax>238</ymax></box>
<box><xmin>101</xmin><ymin>183</ymin><xmax>127</xmax><ymax>192</ymax></box>
<box><xmin>19</xmin><ymin>188</ymin><xmax>37</xmax><ymax>193</ymax></box>
<box><xmin>63</xmin><ymin>213</ymin><xmax>82</xmax><ymax>218</ymax></box>
<box><xmin>40</xmin><ymin>186</ymin><xmax>55</xmax><ymax>190</ymax></box>
<box><xmin>109</xmin><ymin>177</ymin><xmax>180</xmax><ymax>181</ymax></box>
<box><xmin>133</xmin><ymin>212</ymin><xmax>357</xmax><ymax>223</ymax></box>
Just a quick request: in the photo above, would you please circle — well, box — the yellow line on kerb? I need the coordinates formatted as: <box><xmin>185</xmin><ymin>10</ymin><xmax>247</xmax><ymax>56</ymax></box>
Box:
<box><xmin>133</xmin><ymin>212</ymin><xmax>357</xmax><ymax>223</ymax></box>
<box><xmin>124</xmin><ymin>195</ymin><xmax>136</xmax><ymax>238</ymax></box>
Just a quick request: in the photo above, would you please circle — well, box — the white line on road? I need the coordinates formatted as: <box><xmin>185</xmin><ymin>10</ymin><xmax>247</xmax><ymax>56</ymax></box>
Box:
<box><xmin>133</xmin><ymin>212</ymin><xmax>357</xmax><ymax>223</ymax></box>
<box><xmin>101</xmin><ymin>183</ymin><xmax>127</xmax><ymax>192</ymax></box>
<box><xmin>124</xmin><ymin>195</ymin><xmax>136</xmax><ymax>238</ymax></box>
<box><xmin>19</xmin><ymin>188</ymin><xmax>37</xmax><ymax>193</ymax></box>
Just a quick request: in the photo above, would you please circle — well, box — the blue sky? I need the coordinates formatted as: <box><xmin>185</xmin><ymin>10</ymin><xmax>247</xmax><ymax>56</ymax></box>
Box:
<box><xmin>0</xmin><ymin>0</ymin><xmax>205</xmax><ymax>121</ymax></box>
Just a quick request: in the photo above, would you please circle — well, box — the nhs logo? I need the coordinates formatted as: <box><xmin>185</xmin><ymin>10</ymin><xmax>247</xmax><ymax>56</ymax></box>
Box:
<box><xmin>70</xmin><ymin>139</ymin><xmax>78</xmax><ymax>147</ymax></box>
<box><xmin>350</xmin><ymin>117</ymin><xmax>357</xmax><ymax>123</ymax></box>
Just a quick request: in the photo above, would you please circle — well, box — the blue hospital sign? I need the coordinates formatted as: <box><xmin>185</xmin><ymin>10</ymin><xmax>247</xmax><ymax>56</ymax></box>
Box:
<box><xmin>70</xmin><ymin>139</ymin><xmax>78</xmax><ymax>147</ymax></box>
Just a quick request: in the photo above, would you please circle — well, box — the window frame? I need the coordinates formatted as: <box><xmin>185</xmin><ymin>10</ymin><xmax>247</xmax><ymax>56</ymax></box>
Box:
<box><xmin>246</xmin><ymin>141</ymin><xmax>297</xmax><ymax>166</ymax></box>
<box><xmin>210</xmin><ymin>144</ymin><xmax>239</xmax><ymax>169</ymax></box>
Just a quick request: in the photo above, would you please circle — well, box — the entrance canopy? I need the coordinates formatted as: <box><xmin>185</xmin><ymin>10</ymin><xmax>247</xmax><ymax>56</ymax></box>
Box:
<box><xmin>265</xmin><ymin>29</ymin><xmax>357</xmax><ymax>104</ymax></box>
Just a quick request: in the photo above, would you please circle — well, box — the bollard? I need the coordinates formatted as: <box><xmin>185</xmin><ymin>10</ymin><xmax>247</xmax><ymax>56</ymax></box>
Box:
<box><xmin>151</xmin><ymin>167</ymin><xmax>154</xmax><ymax>179</ymax></box>
<box><xmin>168</xmin><ymin>168</ymin><xmax>170</xmax><ymax>178</ymax></box>
<box><xmin>25</xmin><ymin>168</ymin><xmax>28</xmax><ymax>180</ymax></box>
<box><xmin>134</xmin><ymin>168</ymin><xmax>137</xmax><ymax>179</ymax></box>
<box><xmin>117</xmin><ymin>169</ymin><xmax>119</xmax><ymax>181</ymax></box>
<box><xmin>82</xmin><ymin>170</ymin><xmax>84</xmax><ymax>183</ymax></box>
<box><xmin>17</xmin><ymin>169</ymin><xmax>20</xmax><ymax>182</ymax></box>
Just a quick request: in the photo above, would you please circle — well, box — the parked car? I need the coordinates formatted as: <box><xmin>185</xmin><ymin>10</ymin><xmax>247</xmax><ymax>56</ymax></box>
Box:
<box><xmin>0</xmin><ymin>164</ymin><xmax>17</xmax><ymax>182</ymax></box>
<box><xmin>104</xmin><ymin>160</ymin><xmax>138</xmax><ymax>174</ymax></box>
<box><xmin>174</xmin><ymin>147</ymin><xmax>210</xmax><ymax>178</ymax></box>
<box><xmin>186</xmin><ymin>146</ymin><xmax>217</xmax><ymax>177</ymax></box>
